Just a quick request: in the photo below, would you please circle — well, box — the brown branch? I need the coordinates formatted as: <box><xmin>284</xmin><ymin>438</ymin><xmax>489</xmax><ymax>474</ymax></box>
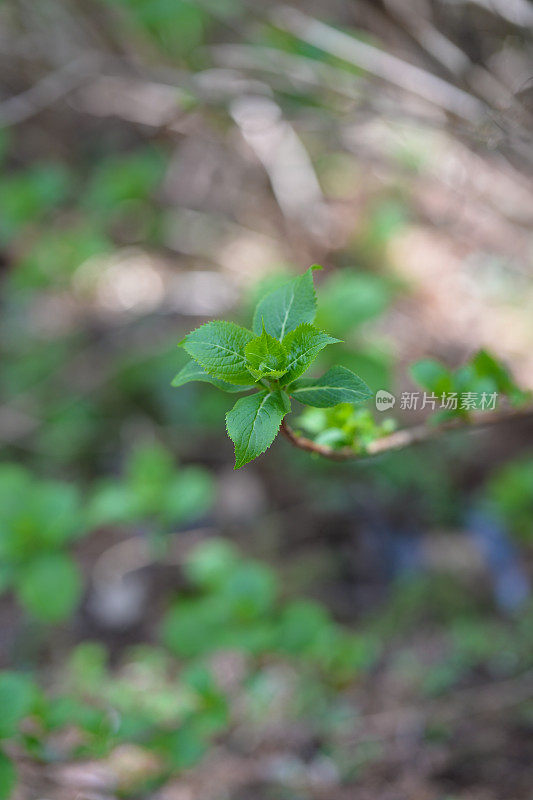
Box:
<box><xmin>0</xmin><ymin>56</ymin><xmax>100</xmax><ymax>127</ymax></box>
<box><xmin>271</xmin><ymin>5</ymin><xmax>486</xmax><ymax>122</ymax></box>
<box><xmin>280</xmin><ymin>405</ymin><xmax>533</xmax><ymax>462</ymax></box>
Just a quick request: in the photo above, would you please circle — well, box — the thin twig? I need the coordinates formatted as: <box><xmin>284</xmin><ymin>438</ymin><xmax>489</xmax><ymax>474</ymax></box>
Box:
<box><xmin>280</xmin><ymin>405</ymin><xmax>533</xmax><ymax>462</ymax></box>
<box><xmin>0</xmin><ymin>55</ymin><xmax>99</xmax><ymax>127</ymax></box>
<box><xmin>271</xmin><ymin>5</ymin><xmax>486</xmax><ymax>122</ymax></box>
<box><xmin>464</xmin><ymin>0</ymin><xmax>533</xmax><ymax>28</ymax></box>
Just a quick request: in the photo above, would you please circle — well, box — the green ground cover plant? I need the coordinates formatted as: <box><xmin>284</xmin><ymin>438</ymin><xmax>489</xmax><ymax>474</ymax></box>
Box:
<box><xmin>0</xmin><ymin>465</ymin><xmax>85</xmax><ymax>623</ymax></box>
<box><xmin>0</xmin><ymin>538</ymin><xmax>381</xmax><ymax>798</ymax></box>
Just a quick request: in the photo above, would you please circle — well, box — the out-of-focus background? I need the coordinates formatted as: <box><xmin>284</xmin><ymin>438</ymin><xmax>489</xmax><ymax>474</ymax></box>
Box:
<box><xmin>1</xmin><ymin>1</ymin><xmax>533</xmax><ymax>798</ymax></box>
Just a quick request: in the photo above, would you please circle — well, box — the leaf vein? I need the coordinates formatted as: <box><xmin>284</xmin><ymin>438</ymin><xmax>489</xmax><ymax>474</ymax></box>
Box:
<box><xmin>279</xmin><ymin>288</ymin><xmax>296</xmax><ymax>339</ymax></box>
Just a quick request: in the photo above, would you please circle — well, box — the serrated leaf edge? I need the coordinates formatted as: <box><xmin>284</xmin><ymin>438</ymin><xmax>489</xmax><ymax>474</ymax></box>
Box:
<box><xmin>180</xmin><ymin>320</ymin><xmax>255</xmax><ymax>385</ymax></box>
<box><xmin>281</xmin><ymin>324</ymin><xmax>342</xmax><ymax>384</ymax></box>
<box><xmin>225</xmin><ymin>390</ymin><xmax>290</xmax><ymax>469</ymax></box>
<box><xmin>252</xmin><ymin>265</ymin><xmax>322</xmax><ymax>340</ymax></box>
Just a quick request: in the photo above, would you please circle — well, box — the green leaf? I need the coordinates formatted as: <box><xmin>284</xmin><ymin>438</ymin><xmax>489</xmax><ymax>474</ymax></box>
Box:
<box><xmin>171</xmin><ymin>359</ymin><xmax>255</xmax><ymax>393</ymax></box>
<box><xmin>162</xmin><ymin>467</ymin><xmax>214</xmax><ymax>525</ymax></box>
<box><xmin>16</xmin><ymin>553</ymin><xmax>82</xmax><ymax>623</ymax></box>
<box><xmin>184</xmin><ymin>539</ymin><xmax>240</xmax><ymax>590</ymax></box>
<box><xmin>452</xmin><ymin>364</ymin><xmax>477</xmax><ymax>394</ymax></box>
<box><xmin>87</xmin><ymin>483</ymin><xmax>133</xmax><ymax>528</ymax></box>
<box><xmin>471</xmin><ymin>349</ymin><xmax>513</xmax><ymax>392</ymax></box>
<box><xmin>82</xmin><ymin>149</ymin><xmax>165</xmax><ymax>213</ymax></box>
<box><xmin>244</xmin><ymin>327</ymin><xmax>288</xmax><ymax>380</ymax></box>
<box><xmin>281</xmin><ymin>324</ymin><xmax>340</xmax><ymax>385</ymax></box>
<box><xmin>217</xmin><ymin>561</ymin><xmax>277</xmax><ymax>621</ymax></box>
<box><xmin>0</xmin><ymin>750</ymin><xmax>16</xmax><ymax>800</ymax></box>
<box><xmin>180</xmin><ymin>321</ymin><xmax>254</xmax><ymax>386</ymax></box>
<box><xmin>127</xmin><ymin>441</ymin><xmax>174</xmax><ymax>488</ymax></box>
<box><xmin>0</xmin><ymin>672</ymin><xmax>36</xmax><ymax>738</ymax></box>
<box><xmin>153</xmin><ymin>721</ymin><xmax>208</xmax><ymax>771</ymax></box>
<box><xmin>316</xmin><ymin>271</ymin><xmax>391</xmax><ymax>336</ymax></box>
<box><xmin>68</xmin><ymin>643</ymin><xmax>108</xmax><ymax>692</ymax></box>
<box><xmin>34</xmin><ymin>481</ymin><xmax>82</xmax><ymax>547</ymax></box>
<box><xmin>0</xmin><ymin>564</ymin><xmax>13</xmax><ymax>595</ymax></box>
<box><xmin>252</xmin><ymin>265</ymin><xmax>322</xmax><ymax>339</ymax></box>
<box><xmin>470</xmin><ymin>349</ymin><xmax>529</xmax><ymax>403</ymax></box>
<box><xmin>275</xmin><ymin>600</ymin><xmax>333</xmax><ymax>656</ymax></box>
<box><xmin>160</xmin><ymin>598</ymin><xmax>230</xmax><ymax>658</ymax></box>
<box><xmin>410</xmin><ymin>359</ymin><xmax>452</xmax><ymax>393</ymax></box>
<box><xmin>289</xmin><ymin>366</ymin><xmax>372</xmax><ymax>407</ymax></box>
<box><xmin>226</xmin><ymin>390</ymin><xmax>291</xmax><ymax>469</ymax></box>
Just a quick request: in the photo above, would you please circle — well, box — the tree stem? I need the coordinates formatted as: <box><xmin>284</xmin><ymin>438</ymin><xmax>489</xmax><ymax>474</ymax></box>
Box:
<box><xmin>279</xmin><ymin>406</ymin><xmax>533</xmax><ymax>462</ymax></box>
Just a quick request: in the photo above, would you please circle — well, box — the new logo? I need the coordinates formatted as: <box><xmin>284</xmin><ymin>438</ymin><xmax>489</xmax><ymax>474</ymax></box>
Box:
<box><xmin>375</xmin><ymin>390</ymin><xmax>396</xmax><ymax>411</ymax></box>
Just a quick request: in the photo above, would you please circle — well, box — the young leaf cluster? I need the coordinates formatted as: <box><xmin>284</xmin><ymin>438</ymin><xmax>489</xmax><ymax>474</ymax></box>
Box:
<box><xmin>298</xmin><ymin>403</ymin><xmax>397</xmax><ymax>451</ymax></box>
<box><xmin>173</xmin><ymin>266</ymin><xmax>373</xmax><ymax>468</ymax></box>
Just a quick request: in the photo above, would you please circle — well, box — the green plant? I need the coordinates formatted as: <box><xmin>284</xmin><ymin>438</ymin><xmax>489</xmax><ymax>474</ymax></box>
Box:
<box><xmin>410</xmin><ymin>349</ymin><xmax>530</xmax><ymax>420</ymax></box>
<box><xmin>174</xmin><ymin>267</ymin><xmax>532</xmax><ymax>467</ymax></box>
<box><xmin>161</xmin><ymin>538</ymin><xmax>379</xmax><ymax>682</ymax></box>
<box><xmin>0</xmin><ymin>465</ymin><xmax>85</xmax><ymax>623</ymax></box>
<box><xmin>103</xmin><ymin>0</ymin><xmax>209</xmax><ymax>58</ymax></box>
<box><xmin>0</xmin><ymin>162</ymin><xmax>71</xmax><ymax>245</ymax></box>
<box><xmin>173</xmin><ymin>266</ymin><xmax>373</xmax><ymax>468</ymax></box>
<box><xmin>12</xmin><ymin>222</ymin><xmax>111</xmax><ymax>291</ymax></box>
<box><xmin>88</xmin><ymin>442</ymin><xmax>214</xmax><ymax>531</ymax></box>
<box><xmin>0</xmin><ymin>539</ymin><xmax>381</xmax><ymax>798</ymax></box>
<box><xmin>297</xmin><ymin>403</ymin><xmax>396</xmax><ymax>451</ymax></box>
<box><xmin>315</xmin><ymin>269</ymin><xmax>393</xmax><ymax>338</ymax></box>
<box><xmin>485</xmin><ymin>454</ymin><xmax>533</xmax><ymax>543</ymax></box>
<box><xmin>0</xmin><ymin>671</ymin><xmax>41</xmax><ymax>800</ymax></box>
<box><xmin>82</xmin><ymin>147</ymin><xmax>166</xmax><ymax>216</ymax></box>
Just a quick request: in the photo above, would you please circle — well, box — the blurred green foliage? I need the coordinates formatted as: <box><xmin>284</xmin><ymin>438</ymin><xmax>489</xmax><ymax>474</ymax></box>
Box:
<box><xmin>486</xmin><ymin>455</ymin><xmax>533</xmax><ymax>543</ymax></box>
<box><xmin>0</xmin><ymin>1</ymin><xmax>531</xmax><ymax>796</ymax></box>
<box><xmin>411</xmin><ymin>349</ymin><xmax>530</xmax><ymax>421</ymax></box>
<box><xmin>0</xmin><ymin>447</ymin><xmax>214</xmax><ymax>623</ymax></box>
<box><xmin>0</xmin><ymin>465</ymin><xmax>85</xmax><ymax>622</ymax></box>
<box><xmin>82</xmin><ymin>148</ymin><xmax>165</xmax><ymax>215</ymax></box>
<box><xmin>2</xmin><ymin>536</ymin><xmax>533</xmax><ymax>797</ymax></box>
<box><xmin>315</xmin><ymin>270</ymin><xmax>392</xmax><ymax>338</ymax></box>
<box><xmin>88</xmin><ymin>442</ymin><xmax>214</xmax><ymax>531</ymax></box>
<box><xmin>297</xmin><ymin>403</ymin><xmax>396</xmax><ymax>450</ymax></box>
<box><xmin>0</xmin><ymin>538</ymin><xmax>382</xmax><ymax>796</ymax></box>
<box><xmin>102</xmin><ymin>0</ymin><xmax>211</xmax><ymax>59</ymax></box>
<box><xmin>12</xmin><ymin>223</ymin><xmax>111</xmax><ymax>291</ymax></box>
<box><xmin>0</xmin><ymin>163</ymin><xmax>71</xmax><ymax>246</ymax></box>
<box><xmin>162</xmin><ymin>538</ymin><xmax>377</xmax><ymax>682</ymax></box>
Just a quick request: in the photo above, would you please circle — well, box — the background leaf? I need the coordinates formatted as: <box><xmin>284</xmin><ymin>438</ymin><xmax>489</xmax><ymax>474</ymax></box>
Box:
<box><xmin>16</xmin><ymin>554</ymin><xmax>82</xmax><ymax>623</ymax></box>
<box><xmin>410</xmin><ymin>359</ymin><xmax>453</xmax><ymax>394</ymax></box>
<box><xmin>162</xmin><ymin>467</ymin><xmax>214</xmax><ymax>526</ymax></box>
<box><xmin>0</xmin><ymin>673</ymin><xmax>36</xmax><ymax>739</ymax></box>
<box><xmin>0</xmin><ymin>751</ymin><xmax>16</xmax><ymax>800</ymax></box>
